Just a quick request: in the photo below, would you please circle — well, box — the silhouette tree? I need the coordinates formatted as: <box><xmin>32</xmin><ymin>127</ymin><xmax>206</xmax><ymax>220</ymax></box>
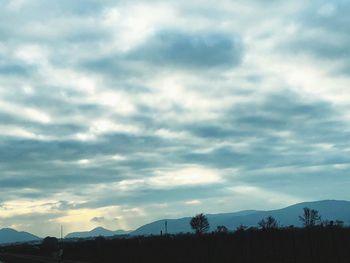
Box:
<box><xmin>41</xmin><ymin>236</ymin><xmax>59</xmax><ymax>257</ymax></box>
<box><xmin>299</xmin><ymin>207</ymin><xmax>321</xmax><ymax>227</ymax></box>
<box><xmin>335</xmin><ymin>220</ymin><xmax>344</xmax><ymax>227</ymax></box>
<box><xmin>235</xmin><ymin>224</ymin><xmax>247</xmax><ymax>232</ymax></box>
<box><xmin>42</xmin><ymin>236</ymin><xmax>58</xmax><ymax>250</ymax></box>
<box><xmin>216</xmin><ymin>225</ymin><xmax>228</xmax><ymax>233</ymax></box>
<box><xmin>258</xmin><ymin>216</ymin><xmax>278</xmax><ymax>230</ymax></box>
<box><xmin>190</xmin><ymin>213</ymin><xmax>209</xmax><ymax>234</ymax></box>
<box><xmin>322</xmin><ymin>219</ymin><xmax>344</xmax><ymax>228</ymax></box>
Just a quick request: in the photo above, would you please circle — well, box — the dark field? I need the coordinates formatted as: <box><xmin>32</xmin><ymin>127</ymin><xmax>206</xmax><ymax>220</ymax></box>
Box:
<box><xmin>2</xmin><ymin>227</ymin><xmax>350</xmax><ymax>263</ymax></box>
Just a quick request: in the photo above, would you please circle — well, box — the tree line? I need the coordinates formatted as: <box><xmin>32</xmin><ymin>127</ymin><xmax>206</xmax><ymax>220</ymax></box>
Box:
<box><xmin>2</xmin><ymin>206</ymin><xmax>350</xmax><ymax>263</ymax></box>
<box><xmin>190</xmin><ymin>207</ymin><xmax>344</xmax><ymax>234</ymax></box>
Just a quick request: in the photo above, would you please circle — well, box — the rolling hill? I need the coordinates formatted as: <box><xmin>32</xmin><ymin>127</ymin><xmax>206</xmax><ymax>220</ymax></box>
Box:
<box><xmin>0</xmin><ymin>228</ymin><xmax>40</xmax><ymax>244</ymax></box>
<box><xmin>131</xmin><ymin>200</ymin><xmax>350</xmax><ymax>235</ymax></box>
<box><xmin>65</xmin><ymin>227</ymin><xmax>130</xmax><ymax>239</ymax></box>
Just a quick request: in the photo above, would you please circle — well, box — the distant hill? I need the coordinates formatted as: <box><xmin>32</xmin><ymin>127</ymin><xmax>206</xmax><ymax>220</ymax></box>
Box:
<box><xmin>0</xmin><ymin>228</ymin><xmax>40</xmax><ymax>244</ymax></box>
<box><xmin>131</xmin><ymin>200</ymin><xmax>350</xmax><ymax>235</ymax></box>
<box><xmin>65</xmin><ymin>227</ymin><xmax>130</xmax><ymax>239</ymax></box>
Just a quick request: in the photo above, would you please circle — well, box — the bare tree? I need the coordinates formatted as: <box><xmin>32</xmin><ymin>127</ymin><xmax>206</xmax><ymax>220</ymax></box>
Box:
<box><xmin>299</xmin><ymin>207</ymin><xmax>321</xmax><ymax>227</ymax></box>
<box><xmin>258</xmin><ymin>216</ymin><xmax>279</xmax><ymax>230</ymax></box>
<box><xmin>190</xmin><ymin>213</ymin><xmax>210</xmax><ymax>234</ymax></box>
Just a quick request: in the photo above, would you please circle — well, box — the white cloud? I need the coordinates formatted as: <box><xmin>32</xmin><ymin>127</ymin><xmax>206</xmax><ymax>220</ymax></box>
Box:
<box><xmin>185</xmin><ymin>200</ymin><xmax>201</xmax><ymax>205</ymax></box>
<box><xmin>0</xmin><ymin>101</ymin><xmax>52</xmax><ymax>124</ymax></box>
<box><xmin>150</xmin><ymin>167</ymin><xmax>222</xmax><ymax>188</ymax></box>
<box><xmin>0</xmin><ymin>125</ymin><xmax>52</xmax><ymax>140</ymax></box>
<box><xmin>102</xmin><ymin>3</ymin><xmax>178</xmax><ymax>52</ymax></box>
<box><xmin>15</xmin><ymin>44</ymin><xmax>49</xmax><ymax>66</ymax></box>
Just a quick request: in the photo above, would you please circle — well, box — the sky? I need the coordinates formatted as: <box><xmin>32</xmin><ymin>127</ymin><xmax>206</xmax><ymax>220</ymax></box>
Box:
<box><xmin>0</xmin><ymin>0</ymin><xmax>350</xmax><ymax>237</ymax></box>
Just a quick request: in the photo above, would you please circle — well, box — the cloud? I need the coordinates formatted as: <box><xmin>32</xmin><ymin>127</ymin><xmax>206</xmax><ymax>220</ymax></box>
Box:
<box><xmin>126</xmin><ymin>31</ymin><xmax>243</xmax><ymax>70</ymax></box>
<box><xmin>90</xmin><ymin>216</ymin><xmax>119</xmax><ymax>229</ymax></box>
<box><xmin>0</xmin><ymin>0</ymin><xmax>350</xmax><ymax>237</ymax></box>
<box><xmin>278</xmin><ymin>0</ymin><xmax>350</xmax><ymax>75</ymax></box>
<box><xmin>182</xmin><ymin>91</ymin><xmax>350</xmax><ymax>170</ymax></box>
<box><xmin>149</xmin><ymin>167</ymin><xmax>222</xmax><ymax>187</ymax></box>
<box><xmin>80</xmin><ymin>30</ymin><xmax>243</xmax><ymax>79</ymax></box>
<box><xmin>185</xmin><ymin>200</ymin><xmax>201</xmax><ymax>205</ymax></box>
<box><xmin>90</xmin><ymin>216</ymin><xmax>105</xmax><ymax>223</ymax></box>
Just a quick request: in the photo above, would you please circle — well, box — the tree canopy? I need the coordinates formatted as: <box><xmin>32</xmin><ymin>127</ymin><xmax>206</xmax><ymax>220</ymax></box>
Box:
<box><xmin>190</xmin><ymin>213</ymin><xmax>210</xmax><ymax>234</ymax></box>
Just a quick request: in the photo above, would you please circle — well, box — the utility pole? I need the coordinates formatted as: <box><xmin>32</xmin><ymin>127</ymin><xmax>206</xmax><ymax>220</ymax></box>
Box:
<box><xmin>59</xmin><ymin>225</ymin><xmax>64</xmax><ymax>263</ymax></box>
<box><xmin>165</xmin><ymin>220</ymin><xmax>168</xmax><ymax>235</ymax></box>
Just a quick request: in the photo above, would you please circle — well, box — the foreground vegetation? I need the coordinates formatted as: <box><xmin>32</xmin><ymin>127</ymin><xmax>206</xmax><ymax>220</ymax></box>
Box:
<box><xmin>2</xmin><ymin>225</ymin><xmax>350</xmax><ymax>263</ymax></box>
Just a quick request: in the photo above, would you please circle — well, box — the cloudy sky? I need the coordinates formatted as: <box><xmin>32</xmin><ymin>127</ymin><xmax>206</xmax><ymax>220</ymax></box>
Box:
<box><xmin>0</xmin><ymin>0</ymin><xmax>350</xmax><ymax>237</ymax></box>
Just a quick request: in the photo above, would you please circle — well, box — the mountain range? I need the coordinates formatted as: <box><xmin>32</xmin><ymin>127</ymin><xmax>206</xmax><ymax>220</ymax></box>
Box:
<box><xmin>1</xmin><ymin>200</ymin><xmax>350</xmax><ymax>243</ymax></box>
<box><xmin>65</xmin><ymin>227</ymin><xmax>130</xmax><ymax>239</ymax></box>
<box><xmin>0</xmin><ymin>228</ymin><xmax>40</xmax><ymax>244</ymax></box>
<box><xmin>131</xmin><ymin>200</ymin><xmax>350</xmax><ymax>235</ymax></box>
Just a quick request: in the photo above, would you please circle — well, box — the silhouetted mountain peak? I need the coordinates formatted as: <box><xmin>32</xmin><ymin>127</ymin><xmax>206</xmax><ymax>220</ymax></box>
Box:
<box><xmin>92</xmin><ymin>227</ymin><xmax>108</xmax><ymax>231</ymax></box>
<box><xmin>0</xmin><ymin>228</ymin><xmax>40</xmax><ymax>244</ymax></box>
